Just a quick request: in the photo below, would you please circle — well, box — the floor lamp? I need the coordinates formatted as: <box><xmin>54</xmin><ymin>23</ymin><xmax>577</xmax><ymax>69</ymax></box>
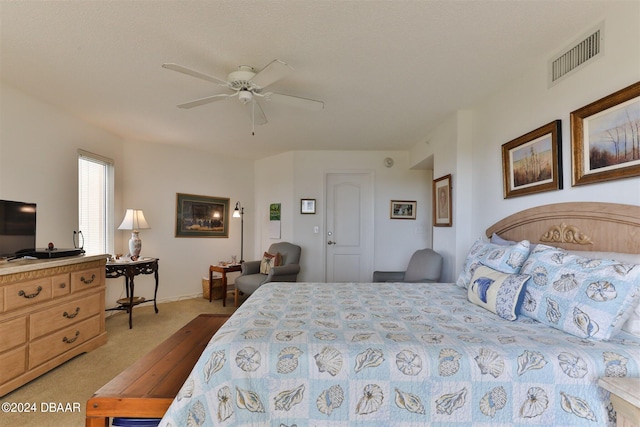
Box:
<box><xmin>233</xmin><ymin>202</ymin><xmax>244</xmax><ymax>263</ymax></box>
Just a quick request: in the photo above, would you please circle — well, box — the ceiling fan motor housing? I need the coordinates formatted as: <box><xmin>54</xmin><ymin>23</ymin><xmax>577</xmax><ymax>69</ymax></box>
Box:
<box><xmin>228</xmin><ymin>66</ymin><xmax>257</xmax><ymax>90</ymax></box>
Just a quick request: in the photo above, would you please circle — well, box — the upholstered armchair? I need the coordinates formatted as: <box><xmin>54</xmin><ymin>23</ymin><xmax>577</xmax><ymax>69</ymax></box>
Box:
<box><xmin>235</xmin><ymin>242</ymin><xmax>302</xmax><ymax>299</ymax></box>
<box><xmin>372</xmin><ymin>248</ymin><xmax>443</xmax><ymax>283</ymax></box>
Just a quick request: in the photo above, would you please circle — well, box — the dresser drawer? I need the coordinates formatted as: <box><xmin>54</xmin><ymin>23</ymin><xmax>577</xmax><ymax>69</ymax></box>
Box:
<box><xmin>29</xmin><ymin>315</ymin><xmax>101</xmax><ymax>369</ymax></box>
<box><xmin>4</xmin><ymin>278</ymin><xmax>52</xmax><ymax>311</ymax></box>
<box><xmin>51</xmin><ymin>273</ymin><xmax>70</xmax><ymax>298</ymax></box>
<box><xmin>0</xmin><ymin>346</ymin><xmax>27</xmax><ymax>384</ymax></box>
<box><xmin>30</xmin><ymin>293</ymin><xmax>102</xmax><ymax>339</ymax></box>
<box><xmin>70</xmin><ymin>268</ymin><xmax>102</xmax><ymax>293</ymax></box>
<box><xmin>0</xmin><ymin>317</ymin><xmax>27</xmax><ymax>353</ymax></box>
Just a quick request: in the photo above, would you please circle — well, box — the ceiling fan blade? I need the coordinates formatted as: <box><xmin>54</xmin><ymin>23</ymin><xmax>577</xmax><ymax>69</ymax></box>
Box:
<box><xmin>162</xmin><ymin>63</ymin><xmax>229</xmax><ymax>86</ymax></box>
<box><xmin>177</xmin><ymin>94</ymin><xmax>231</xmax><ymax>109</ymax></box>
<box><xmin>267</xmin><ymin>92</ymin><xmax>324</xmax><ymax>111</ymax></box>
<box><xmin>246</xmin><ymin>101</ymin><xmax>268</xmax><ymax>126</ymax></box>
<box><xmin>250</xmin><ymin>59</ymin><xmax>294</xmax><ymax>89</ymax></box>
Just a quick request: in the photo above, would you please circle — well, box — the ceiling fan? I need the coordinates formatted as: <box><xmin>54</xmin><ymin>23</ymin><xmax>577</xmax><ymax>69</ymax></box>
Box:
<box><xmin>162</xmin><ymin>59</ymin><xmax>324</xmax><ymax>133</ymax></box>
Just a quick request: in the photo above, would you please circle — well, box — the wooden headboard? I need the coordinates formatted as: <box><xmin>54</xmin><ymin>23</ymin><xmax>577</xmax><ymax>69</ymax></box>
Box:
<box><xmin>486</xmin><ymin>202</ymin><xmax>640</xmax><ymax>254</ymax></box>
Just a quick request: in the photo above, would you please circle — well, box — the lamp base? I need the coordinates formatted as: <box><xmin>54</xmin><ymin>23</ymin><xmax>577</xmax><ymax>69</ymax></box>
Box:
<box><xmin>129</xmin><ymin>231</ymin><xmax>142</xmax><ymax>258</ymax></box>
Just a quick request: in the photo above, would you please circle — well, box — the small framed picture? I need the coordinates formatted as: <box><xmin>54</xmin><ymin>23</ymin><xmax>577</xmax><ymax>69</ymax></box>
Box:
<box><xmin>433</xmin><ymin>174</ymin><xmax>452</xmax><ymax>227</ymax></box>
<box><xmin>390</xmin><ymin>200</ymin><xmax>416</xmax><ymax>220</ymax></box>
<box><xmin>301</xmin><ymin>199</ymin><xmax>316</xmax><ymax>214</ymax></box>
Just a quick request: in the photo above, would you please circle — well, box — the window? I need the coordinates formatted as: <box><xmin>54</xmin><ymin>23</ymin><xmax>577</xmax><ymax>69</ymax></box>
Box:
<box><xmin>78</xmin><ymin>150</ymin><xmax>114</xmax><ymax>255</ymax></box>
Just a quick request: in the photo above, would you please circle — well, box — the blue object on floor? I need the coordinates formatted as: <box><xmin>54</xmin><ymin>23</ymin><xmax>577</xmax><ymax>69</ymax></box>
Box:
<box><xmin>112</xmin><ymin>418</ymin><xmax>161</xmax><ymax>427</ymax></box>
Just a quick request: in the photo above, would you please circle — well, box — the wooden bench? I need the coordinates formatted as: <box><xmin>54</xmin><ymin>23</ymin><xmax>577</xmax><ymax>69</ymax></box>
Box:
<box><xmin>85</xmin><ymin>314</ymin><xmax>230</xmax><ymax>427</ymax></box>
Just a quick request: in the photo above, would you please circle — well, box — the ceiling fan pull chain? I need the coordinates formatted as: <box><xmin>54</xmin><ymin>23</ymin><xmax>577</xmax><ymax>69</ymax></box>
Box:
<box><xmin>252</xmin><ymin>102</ymin><xmax>255</xmax><ymax>136</ymax></box>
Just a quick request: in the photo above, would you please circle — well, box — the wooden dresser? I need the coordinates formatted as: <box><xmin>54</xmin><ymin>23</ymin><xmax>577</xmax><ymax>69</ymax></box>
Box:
<box><xmin>0</xmin><ymin>255</ymin><xmax>108</xmax><ymax>396</ymax></box>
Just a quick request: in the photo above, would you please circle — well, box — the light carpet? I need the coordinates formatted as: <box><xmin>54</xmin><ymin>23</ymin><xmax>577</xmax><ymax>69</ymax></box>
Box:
<box><xmin>1</xmin><ymin>297</ymin><xmax>236</xmax><ymax>427</ymax></box>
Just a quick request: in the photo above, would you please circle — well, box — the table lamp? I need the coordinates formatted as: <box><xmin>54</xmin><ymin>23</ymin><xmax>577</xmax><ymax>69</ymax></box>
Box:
<box><xmin>118</xmin><ymin>209</ymin><xmax>150</xmax><ymax>258</ymax></box>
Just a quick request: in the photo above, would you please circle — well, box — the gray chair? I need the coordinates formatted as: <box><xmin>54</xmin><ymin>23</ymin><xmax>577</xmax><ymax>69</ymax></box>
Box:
<box><xmin>372</xmin><ymin>248</ymin><xmax>443</xmax><ymax>283</ymax></box>
<box><xmin>235</xmin><ymin>242</ymin><xmax>301</xmax><ymax>299</ymax></box>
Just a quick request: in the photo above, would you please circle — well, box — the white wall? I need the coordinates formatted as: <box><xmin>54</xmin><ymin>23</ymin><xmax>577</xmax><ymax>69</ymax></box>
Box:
<box><xmin>117</xmin><ymin>140</ymin><xmax>255</xmax><ymax>302</ymax></box>
<box><xmin>256</xmin><ymin>151</ymin><xmax>432</xmax><ymax>282</ymax></box>
<box><xmin>0</xmin><ymin>83</ymin><xmax>124</xmax><ymax>251</ymax></box>
<box><xmin>0</xmin><ymin>83</ymin><xmax>255</xmax><ymax>305</ymax></box>
<box><xmin>414</xmin><ymin>2</ymin><xmax>640</xmax><ymax>281</ymax></box>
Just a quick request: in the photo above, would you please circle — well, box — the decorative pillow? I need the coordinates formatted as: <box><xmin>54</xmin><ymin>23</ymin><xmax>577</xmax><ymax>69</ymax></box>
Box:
<box><xmin>468</xmin><ymin>265</ymin><xmax>530</xmax><ymax>320</ymax></box>
<box><xmin>489</xmin><ymin>233</ymin><xmax>516</xmax><ymax>246</ymax></box>
<box><xmin>259</xmin><ymin>252</ymin><xmax>282</xmax><ymax>274</ymax></box>
<box><xmin>519</xmin><ymin>244</ymin><xmax>640</xmax><ymax>341</ymax></box>
<box><xmin>456</xmin><ymin>238</ymin><xmax>530</xmax><ymax>288</ymax></box>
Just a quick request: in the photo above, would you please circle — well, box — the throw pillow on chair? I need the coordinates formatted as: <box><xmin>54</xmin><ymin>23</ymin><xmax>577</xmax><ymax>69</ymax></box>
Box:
<box><xmin>259</xmin><ymin>252</ymin><xmax>282</xmax><ymax>274</ymax></box>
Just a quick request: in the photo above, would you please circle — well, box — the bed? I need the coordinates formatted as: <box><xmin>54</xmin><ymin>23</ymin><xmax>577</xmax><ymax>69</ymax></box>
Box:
<box><xmin>160</xmin><ymin>202</ymin><xmax>640</xmax><ymax>426</ymax></box>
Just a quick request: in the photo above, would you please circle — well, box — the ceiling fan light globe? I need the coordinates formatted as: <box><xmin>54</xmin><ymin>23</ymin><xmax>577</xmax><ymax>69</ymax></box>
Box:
<box><xmin>238</xmin><ymin>90</ymin><xmax>253</xmax><ymax>104</ymax></box>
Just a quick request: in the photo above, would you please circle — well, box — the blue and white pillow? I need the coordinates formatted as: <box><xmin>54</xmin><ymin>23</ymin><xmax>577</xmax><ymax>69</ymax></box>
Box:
<box><xmin>456</xmin><ymin>238</ymin><xmax>531</xmax><ymax>288</ymax></box>
<box><xmin>519</xmin><ymin>244</ymin><xmax>640</xmax><ymax>341</ymax></box>
<box><xmin>468</xmin><ymin>265</ymin><xmax>530</xmax><ymax>320</ymax></box>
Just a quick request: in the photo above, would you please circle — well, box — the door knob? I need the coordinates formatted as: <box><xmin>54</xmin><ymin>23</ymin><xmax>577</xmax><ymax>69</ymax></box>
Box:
<box><xmin>327</xmin><ymin>240</ymin><xmax>336</xmax><ymax>245</ymax></box>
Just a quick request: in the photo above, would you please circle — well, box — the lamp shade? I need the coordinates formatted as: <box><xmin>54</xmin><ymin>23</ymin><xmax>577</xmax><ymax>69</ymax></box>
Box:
<box><xmin>118</xmin><ymin>209</ymin><xmax>150</xmax><ymax>231</ymax></box>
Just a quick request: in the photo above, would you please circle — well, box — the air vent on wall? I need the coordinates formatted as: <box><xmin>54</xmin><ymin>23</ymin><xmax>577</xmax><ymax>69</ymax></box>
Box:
<box><xmin>549</xmin><ymin>22</ymin><xmax>604</xmax><ymax>87</ymax></box>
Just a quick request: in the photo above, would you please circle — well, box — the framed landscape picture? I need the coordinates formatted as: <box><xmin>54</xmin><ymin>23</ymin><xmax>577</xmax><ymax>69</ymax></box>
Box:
<box><xmin>175</xmin><ymin>193</ymin><xmax>229</xmax><ymax>238</ymax></box>
<box><xmin>571</xmin><ymin>81</ymin><xmax>640</xmax><ymax>186</ymax></box>
<box><xmin>502</xmin><ymin>120</ymin><xmax>562</xmax><ymax>198</ymax></box>
<box><xmin>390</xmin><ymin>200</ymin><xmax>416</xmax><ymax>220</ymax></box>
<box><xmin>432</xmin><ymin>174</ymin><xmax>452</xmax><ymax>226</ymax></box>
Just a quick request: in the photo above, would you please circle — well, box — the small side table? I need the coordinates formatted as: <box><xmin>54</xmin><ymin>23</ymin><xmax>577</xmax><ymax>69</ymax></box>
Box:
<box><xmin>598</xmin><ymin>377</ymin><xmax>640</xmax><ymax>427</ymax></box>
<box><xmin>106</xmin><ymin>257</ymin><xmax>159</xmax><ymax>329</ymax></box>
<box><xmin>209</xmin><ymin>264</ymin><xmax>241</xmax><ymax>307</ymax></box>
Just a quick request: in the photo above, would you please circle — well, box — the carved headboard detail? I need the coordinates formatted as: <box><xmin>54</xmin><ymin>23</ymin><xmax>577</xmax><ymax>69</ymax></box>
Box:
<box><xmin>486</xmin><ymin>202</ymin><xmax>640</xmax><ymax>253</ymax></box>
<box><xmin>539</xmin><ymin>223</ymin><xmax>593</xmax><ymax>246</ymax></box>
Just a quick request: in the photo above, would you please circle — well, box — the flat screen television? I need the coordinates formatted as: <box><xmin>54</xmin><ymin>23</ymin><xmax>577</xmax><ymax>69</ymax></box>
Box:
<box><xmin>0</xmin><ymin>199</ymin><xmax>37</xmax><ymax>258</ymax></box>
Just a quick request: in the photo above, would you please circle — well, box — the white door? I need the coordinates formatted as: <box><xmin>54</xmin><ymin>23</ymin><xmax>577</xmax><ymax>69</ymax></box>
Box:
<box><xmin>325</xmin><ymin>172</ymin><xmax>374</xmax><ymax>282</ymax></box>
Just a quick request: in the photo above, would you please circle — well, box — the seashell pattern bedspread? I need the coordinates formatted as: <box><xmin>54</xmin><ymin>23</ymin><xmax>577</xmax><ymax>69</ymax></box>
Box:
<box><xmin>160</xmin><ymin>282</ymin><xmax>640</xmax><ymax>426</ymax></box>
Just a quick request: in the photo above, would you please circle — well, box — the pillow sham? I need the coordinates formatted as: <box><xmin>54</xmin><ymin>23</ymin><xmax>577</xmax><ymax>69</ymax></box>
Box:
<box><xmin>489</xmin><ymin>233</ymin><xmax>516</xmax><ymax>246</ymax></box>
<box><xmin>456</xmin><ymin>238</ymin><xmax>530</xmax><ymax>289</ymax></box>
<box><xmin>519</xmin><ymin>244</ymin><xmax>640</xmax><ymax>341</ymax></box>
<box><xmin>468</xmin><ymin>265</ymin><xmax>529</xmax><ymax>320</ymax></box>
<box><xmin>565</xmin><ymin>250</ymin><xmax>640</xmax><ymax>337</ymax></box>
<box><xmin>259</xmin><ymin>251</ymin><xmax>282</xmax><ymax>274</ymax></box>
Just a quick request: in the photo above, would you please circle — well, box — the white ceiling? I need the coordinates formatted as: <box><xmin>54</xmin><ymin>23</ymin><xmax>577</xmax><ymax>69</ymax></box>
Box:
<box><xmin>0</xmin><ymin>1</ymin><xmax>611</xmax><ymax>160</ymax></box>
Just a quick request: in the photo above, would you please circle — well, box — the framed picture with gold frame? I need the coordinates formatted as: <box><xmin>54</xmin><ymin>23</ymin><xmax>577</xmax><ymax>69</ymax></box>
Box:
<box><xmin>571</xmin><ymin>81</ymin><xmax>640</xmax><ymax>186</ymax></box>
<box><xmin>432</xmin><ymin>174</ymin><xmax>452</xmax><ymax>226</ymax></box>
<box><xmin>502</xmin><ymin>120</ymin><xmax>562</xmax><ymax>198</ymax></box>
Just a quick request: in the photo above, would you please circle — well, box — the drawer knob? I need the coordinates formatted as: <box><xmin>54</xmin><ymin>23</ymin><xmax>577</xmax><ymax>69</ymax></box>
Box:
<box><xmin>63</xmin><ymin>331</ymin><xmax>80</xmax><ymax>344</ymax></box>
<box><xmin>81</xmin><ymin>274</ymin><xmax>96</xmax><ymax>284</ymax></box>
<box><xmin>63</xmin><ymin>307</ymin><xmax>81</xmax><ymax>319</ymax></box>
<box><xmin>59</xmin><ymin>283</ymin><xmax>67</xmax><ymax>289</ymax></box>
<box><xmin>18</xmin><ymin>286</ymin><xmax>43</xmax><ymax>299</ymax></box>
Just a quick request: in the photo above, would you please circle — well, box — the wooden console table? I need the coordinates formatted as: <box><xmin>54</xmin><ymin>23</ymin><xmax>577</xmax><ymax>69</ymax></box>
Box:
<box><xmin>105</xmin><ymin>257</ymin><xmax>159</xmax><ymax>329</ymax></box>
<box><xmin>86</xmin><ymin>314</ymin><xmax>229</xmax><ymax>427</ymax></box>
<box><xmin>209</xmin><ymin>263</ymin><xmax>241</xmax><ymax>307</ymax></box>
